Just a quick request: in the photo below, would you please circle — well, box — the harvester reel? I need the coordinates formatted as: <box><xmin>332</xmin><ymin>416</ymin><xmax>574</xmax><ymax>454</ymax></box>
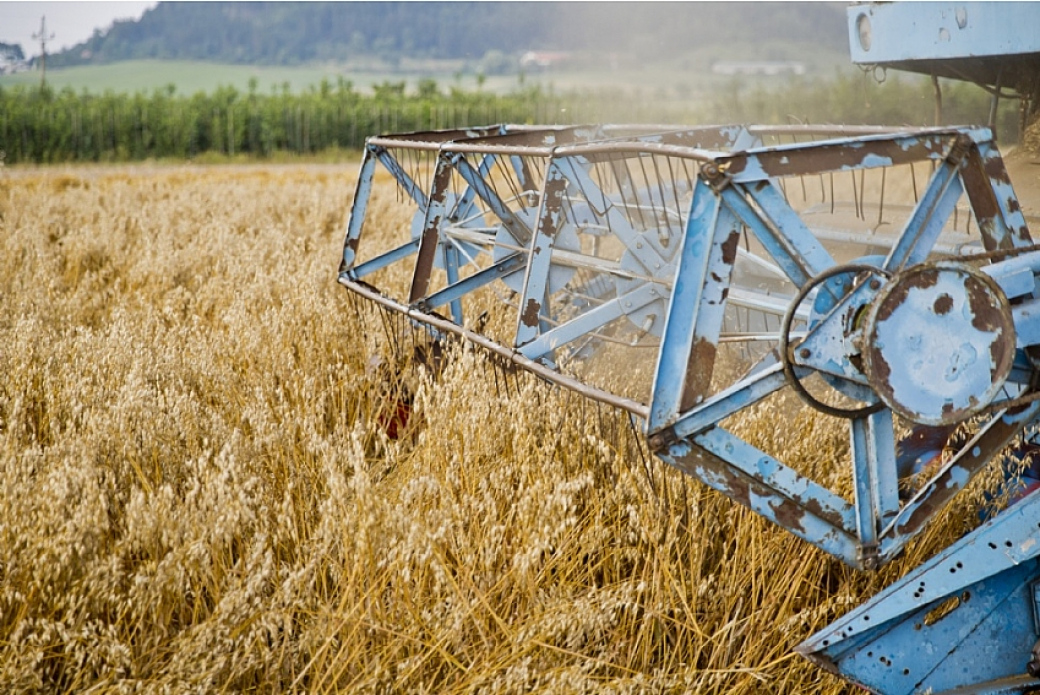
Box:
<box><xmin>614</xmin><ymin>234</ymin><xmax>677</xmax><ymax>338</ymax></box>
<box><xmin>341</xmin><ymin>121</ymin><xmax>1040</xmax><ymax>695</ymax></box>
<box><xmin>341</xmin><ymin>123</ymin><xmax>1038</xmax><ymax>575</ymax></box>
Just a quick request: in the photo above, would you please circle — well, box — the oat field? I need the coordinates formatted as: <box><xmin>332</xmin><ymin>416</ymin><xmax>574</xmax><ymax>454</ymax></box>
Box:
<box><xmin>0</xmin><ymin>163</ymin><xmax>983</xmax><ymax>693</ymax></box>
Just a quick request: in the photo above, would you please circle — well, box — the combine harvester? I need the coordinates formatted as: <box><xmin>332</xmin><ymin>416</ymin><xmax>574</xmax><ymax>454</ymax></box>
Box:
<box><xmin>339</xmin><ymin>3</ymin><xmax>1040</xmax><ymax>692</ymax></box>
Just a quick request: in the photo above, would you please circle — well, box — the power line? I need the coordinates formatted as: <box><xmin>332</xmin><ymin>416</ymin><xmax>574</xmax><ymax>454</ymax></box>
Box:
<box><xmin>31</xmin><ymin>16</ymin><xmax>55</xmax><ymax>88</ymax></box>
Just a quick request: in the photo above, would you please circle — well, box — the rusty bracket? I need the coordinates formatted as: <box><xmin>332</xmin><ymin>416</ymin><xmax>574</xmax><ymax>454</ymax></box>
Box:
<box><xmin>857</xmin><ymin>541</ymin><xmax>880</xmax><ymax>572</ymax></box>
<box><xmin>647</xmin><ymin>426</ymin><xmax>680</xmax><ymax>452</ymax></box>
<box><xmin>700</xmin><ymin>161</ymin><xmax>732</xmax><ymax>193</ymax></box>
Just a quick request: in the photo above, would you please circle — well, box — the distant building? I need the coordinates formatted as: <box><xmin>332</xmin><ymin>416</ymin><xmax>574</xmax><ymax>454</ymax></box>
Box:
<box><xmin>520</xmin><ymin>51</ymin><xmax>571</xmax><ymax>70</ymax></box>
<box><xmin>711</xmin><ymin>61</ymin><xmax>806</xmax><ymax>77</ymax></box>
<box><xmin>0</xmin><ymin>43</ymin><xmax>28</xmax><ymax>75</ymax></box>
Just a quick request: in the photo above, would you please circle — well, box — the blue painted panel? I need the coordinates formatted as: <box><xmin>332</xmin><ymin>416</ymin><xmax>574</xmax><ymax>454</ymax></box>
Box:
<box><xmin>668</xmin><ymin>363</ymin><xmax>790</xmax><ymax>441</ymax></box>
<box><xmin>800</xmin><ymin>490</ymin><xmax>1040</xmax><ymax>694</ymax></box>
<box><xmin>453</xmin><ymin>153</ymin><xmax>497</xmax><ymax>221</ymax></box>
<box><xmin>515</xmin><ymin>161</ymin><xmax>568</xmax><ymax>348</ymax></box>
<box><xmin>550</xmin><ymin>156</ymin><xmax>664</xmax><ymax>273</ymax></box>
<box><xmin>848</xmin><ymin>3</ymin><xmax>1040</xmax><ymax>64</ymax></box>
<box><xmin>691</xmin><ymin>427</ymin><xmax>857</xmax><ymax>535</ymax></box>
<box><xmin>967</xmin><ymin>142</ymin><xmax>1034</xmax><ymax>250</ymax></box>
<box><xmin>851</xmin><ymin>410</ymin><xmax>899</xmax><ymax>551</ymax></box>
<box><xmin>443</xmin><ymin>244</ymin><xmax>464</xmax><ymax>324</ymax></box>
<box><xmin>658</xmin><ymin>433</ymin><xmax>861</xmax><ymax>566</ymax></box>
<box><xmin>409</xmin><ymin>155</ymin><xmax>454</xmax><ymax>303</ymax></box>
<box><xmin>720</xmin><ymin>183</ymin><xmax>835</xmax><ymax>288</ymax></box>
<box><xmin>454</xmin><ymin>154</ymin><xmax>533</xmax><ymax>245</ymax></box>
<box><xmin>375</xmin><ymin>147</ymin><xmax>428</xmax><ymax>211</ymax></box>
<box><xmin>884</xmin><ymin>158</ymin><xmax>964</xmax><ymax>272</ymax></box>
<box><xmin>420</xmin><ymin>254</ymin><xmax>524</xmax><ymax>311</ymax></box>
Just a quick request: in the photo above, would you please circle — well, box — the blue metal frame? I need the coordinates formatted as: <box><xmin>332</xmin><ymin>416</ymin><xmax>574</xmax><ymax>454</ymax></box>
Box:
<box><xmin>339</xmin><ymin>121</ymin><xmax>1040</xmax><ymax>695</ymax></box>
<box><xmin>646</xmin><ymin>126</ymin><xmax>1037</xmax><ymax>570</ymax></box>
<box><xmin>340</xmin><ymin>124</ymin><xmax>1039</xmax><ymax>572</ymax></box>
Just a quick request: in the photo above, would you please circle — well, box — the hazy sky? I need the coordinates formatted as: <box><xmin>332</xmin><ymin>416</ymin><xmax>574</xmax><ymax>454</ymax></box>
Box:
<box><xmin>0</xmin><ymin>1</ymin><xmax>156</xmax><ymax>57</ymax></box>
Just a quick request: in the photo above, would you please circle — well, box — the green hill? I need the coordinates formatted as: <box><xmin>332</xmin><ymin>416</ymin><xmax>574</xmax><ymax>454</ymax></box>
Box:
<box><xmin>49</xmin><ymin>2</ymin><xmax>848</xmax><ymax>69</ymax></box>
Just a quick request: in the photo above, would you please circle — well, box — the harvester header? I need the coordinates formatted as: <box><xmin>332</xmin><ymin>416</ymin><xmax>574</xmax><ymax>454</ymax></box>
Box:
<box><xmin>338</xmin><ymin>3</ymin><xmax>1040</xmax><ymax>692</ymax></box>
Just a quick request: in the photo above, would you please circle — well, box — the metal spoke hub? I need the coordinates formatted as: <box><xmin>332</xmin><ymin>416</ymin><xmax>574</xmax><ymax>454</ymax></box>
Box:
<box><xmin>862</xmin><ymin>261</ymin><xmax>1016</xmax><ymax>426</ymax></box>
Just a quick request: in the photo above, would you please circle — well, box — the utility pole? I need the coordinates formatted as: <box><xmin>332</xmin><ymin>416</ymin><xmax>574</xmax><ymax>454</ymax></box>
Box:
<box><xmin>32</xmin><ymin>16</ymin><xmax>55</xmax><ymax>88</ymax></box>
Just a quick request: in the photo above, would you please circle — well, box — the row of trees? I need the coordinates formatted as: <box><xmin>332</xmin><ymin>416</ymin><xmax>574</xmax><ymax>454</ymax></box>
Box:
<box><xmin>0</xmin><ymin>73</ymin><xmax>1018</xmax><ymax>164</ymax></box>
<box><xmin>0</xmin><ymin>81</ymin><xmax>582</xmax><ymax>163</ymax></box>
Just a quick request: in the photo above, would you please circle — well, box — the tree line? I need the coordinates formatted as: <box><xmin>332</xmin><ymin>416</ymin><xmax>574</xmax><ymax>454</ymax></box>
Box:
<box><xmin>0</xmin><ymin>73</ymin><xmax>1019</xmax><ymax>165</ymax></box>
<box><xmin>0</xmin><ymin>80</ymin><xmax>581</xmax><ymax>163</ymax></box>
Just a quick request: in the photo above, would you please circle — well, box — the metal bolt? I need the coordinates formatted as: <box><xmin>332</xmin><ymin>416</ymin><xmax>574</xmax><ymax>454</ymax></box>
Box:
<box><xmin>869</xmin><ymin>279</ymin><xmax>881</xmax><ymax>290</ymax></box>
<box><xmin>636</xmin><ymin>242</ymin><xmax>643</xmax><ymax>249</ymax></box>
<box><xmin>799</xmin><ymin>348</ymin><xmax>811</xmax><ymax>359</ymax></box>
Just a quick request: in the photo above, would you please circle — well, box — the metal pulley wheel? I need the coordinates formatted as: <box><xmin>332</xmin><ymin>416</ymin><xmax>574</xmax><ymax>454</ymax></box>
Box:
<box><xmin>780</xmin><ymin>262</ymin><xmax>890</xmax><ymax>419</ymax></box>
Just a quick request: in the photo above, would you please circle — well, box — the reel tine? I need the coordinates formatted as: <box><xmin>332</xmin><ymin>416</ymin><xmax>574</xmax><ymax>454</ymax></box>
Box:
<box><xmin>582</xmin><ymin>391</ymin><xmax>590</xmax><ymax>472</ymax></box>
<box><xmin>501</xmin><ymin>156</ymin><xmax>525</xmax><ymax>208</ymax></box>
<box><xmin>858</xmin><ymin>168</ymin><xmax>866</xmax><ymax>221</ymax></box>
<box><xmin>630</xmin><ymin>155</ymin><xmax>648</xmax><ymax>230</ymax></box>
<box><xmin>850</xmin><ymin>170</ymin><xmax>860</xmax><ymax>220</ymax></box>
<box><xmin>375</xmin><ymin>304</ymin><xmax>392</xmax><ymax>352</ymax></box>
<box><xmin>629</xmin><ymin>410</ymin><xmax>657</xmax><ymax>498</ymax></box>
<box><xmin>830</xmin><ymin>172</ymin><xmax>835</xmax><ymax>215</ymax></box>
<box><xmin>877</xmin><ymin>166</ymin><xmax>886</xmax><ymax>227</ymax></box>
<box><xmin>495</xmin><ymin>352</ymin><xmax>511</xmax><ymax>399</ymax></box>
<box><xmin>665</xmin><ymin>155</ymin><xmax>683</xmax><ymax>239</ymax></box>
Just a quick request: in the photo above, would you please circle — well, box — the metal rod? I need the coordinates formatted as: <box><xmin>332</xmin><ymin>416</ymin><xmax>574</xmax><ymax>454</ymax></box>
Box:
<box><xmin>339</xmin><ymin>276</ymin><xmax>651</xmax><ymax>418</ymax></box>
